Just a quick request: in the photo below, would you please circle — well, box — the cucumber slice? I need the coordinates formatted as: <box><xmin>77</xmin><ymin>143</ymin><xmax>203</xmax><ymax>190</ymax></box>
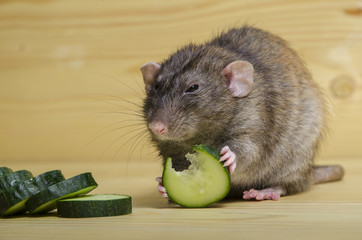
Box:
<box><xmin>162</xmin><ymin>145</ymin><xmax>231</xmax><ymax>208</ymax></box>
<box><xmin>0</xmin><ymin>170</ymin><xmax>33</xmax><ymax>191</ymax></box>
<box><xmin>26</xmin><ymin>172</ymin><xmax>98</xmax><ymax>215</ymax></box>
<box><xmin>57</xmin><ymin>194</ymin><xmax>132</xmax><ymax>218</ymax></box>
<box><xmin>0</xmin><ymin>167</ymin><xmax>13</xmax><ymax>177</ymax></box>
<box><xmin>0</xmin><ymin>170</ymin><xmax>65</xmax><ymax>216</ymax></box>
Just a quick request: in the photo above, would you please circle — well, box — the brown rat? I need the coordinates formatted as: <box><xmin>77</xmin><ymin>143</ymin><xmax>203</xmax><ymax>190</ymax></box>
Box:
<box><xmin>140</xmin><ymin>26</ymin><xmax>344</xmax><ymax>200</ymax></box>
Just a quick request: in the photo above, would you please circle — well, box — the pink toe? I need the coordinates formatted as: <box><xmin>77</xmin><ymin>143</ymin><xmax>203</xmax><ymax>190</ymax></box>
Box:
<box><xmin>223</xmin><ymin>155</ymin><xmax>235</xmax><ymax>166</ymax></box>
<box><xmin>243</xmin><ymin>193</ymin><xmax>250</xmax><ymax>200</ymax></box>
<box><xmin>271</xmin><ymin>193</ymin><xmax>280</xmax><ymax>201</ymax></box>
<box><xmin>219</xmin><ymin>152</ymin><xmax>231</xmax><ymax>162</ymax></box>
<box><xmin>158</xmin><ymin>185</ymin><xmax>166</xmax><ymax>192</ymax></box>
<box><xmin>229</xmin><ymin>163</ymin><xmax>236</xmax><ymax>174</ymax></box>
<box><xmin>220</xmin><ymin>146</ymin><xmax>230</xmax><ymax>155</ymax></box>
<box><xmin>256</xmin><ymin>193</ymin><xmax>265</xmax><ymax>200</ymax></box>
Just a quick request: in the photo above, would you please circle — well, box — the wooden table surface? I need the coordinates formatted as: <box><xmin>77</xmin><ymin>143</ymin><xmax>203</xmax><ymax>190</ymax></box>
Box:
<box><xmin>1</xmin><ymin>158</ymin><xmax>361</xmax><ymax>240</ymax></box>
<box><xmin>1</xmin><ymin>0</ymin><xmax>362</xmax><ymax>239</ymax></box>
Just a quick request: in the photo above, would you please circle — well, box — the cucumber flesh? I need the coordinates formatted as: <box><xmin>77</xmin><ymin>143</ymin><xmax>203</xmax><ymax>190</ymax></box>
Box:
<box><xmin>162</xmin><ymin>145</ymin><xmax>231</xmax><ymax>208</ymax></box>
<box><xmin>57</xmin><ymin>194</ymin><xmax>132</xmax><ymax>218</ymax></box>
<box><xmin>0</xmin><ymin>167</ymin><xmax>13</xmax><ymax>177</ymax></box>
<box><xmin>0</xmin><ymin>170</ymin><xmax>33</xmax><ymax>191</ymax></box>
<box><xmin>26</xmin><ymin>172</ymin><xmax>98</xmax><ymax>215</ymax></box>
<box><xmin>0</xmin><ymin>170</ymin><xmax>65</xmax><ymax>216</ymax></box>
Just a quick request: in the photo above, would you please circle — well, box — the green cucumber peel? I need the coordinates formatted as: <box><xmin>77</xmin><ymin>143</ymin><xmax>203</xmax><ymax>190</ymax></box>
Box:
<box><xmin>0</xmin><ymin>167</ymin><xmax>13</xmax><ymax>177</ymax></box>
<box><xmin>0</xmin><ymin>170</ymin><xmax>65</xmax><ymax>216</ymax></box>
<box><xmin>26</xmin><ymin>172</ymin><xmax>98</xmax><ymax>215</ymax></box>
<box><xmin>0</xmin><ymin>170</ymin><xmax>33</xmax><ymax>191</ymax></box>
<box><xmin>57</xmin><ymin>194</ymin><xmax>132</xmax><ymax>218</ymax></box>
<box><xmin>162</xmin><ymin>145</ymin><xmax>231</xmax><ymax>208</ymax></box>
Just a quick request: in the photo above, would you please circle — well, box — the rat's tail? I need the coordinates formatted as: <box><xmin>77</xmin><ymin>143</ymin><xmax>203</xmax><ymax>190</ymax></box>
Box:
<box><xmin>313</xmin><ymin>165</ymin><xmax>345</xmax><ymax>184</ymax></box>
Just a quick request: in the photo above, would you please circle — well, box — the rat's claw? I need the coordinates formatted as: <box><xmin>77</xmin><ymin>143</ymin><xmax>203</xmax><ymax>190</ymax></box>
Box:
<box><xmin>219</xmin><ymin>146</ymin><xmax>237</xmax><ymax>175</ymax></box>
<box><xmin>222</xmin><ymin>153</ymin><xmax>235</xmax><ymax>167</ymax></box>
<box><xmin>229</xmin><ymin>162</ymin><xmax>236</xmax><ymax>175</ymax></box>
<box><xmin>220</xmin><ymin>146</ymin><xmax>230</xmax><ymax>156</ymax></box>
<box><xmin>157</xmin><ymin>184</ymin><xmax>166</xmax><ymax>193</ymax></box>
<box><xmin>155</xmin><ymin>176</ymin><xmax>169</xmax><ymax>199</ymax></box>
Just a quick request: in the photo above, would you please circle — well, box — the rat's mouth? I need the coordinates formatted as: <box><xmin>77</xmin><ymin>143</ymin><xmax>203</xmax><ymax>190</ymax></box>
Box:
<box><xmin>152</xmin><ymin>131</ymin><xmax>193</xmax><ymax>142</ymax></box>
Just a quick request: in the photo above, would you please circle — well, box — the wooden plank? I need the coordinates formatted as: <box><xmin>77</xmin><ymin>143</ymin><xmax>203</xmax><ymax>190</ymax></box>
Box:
<box><xmin>0</xmin><ymin>158</ymin><xmax>361</xmax><ymax>240</ymax></box>
<box><xmin>0</xmin><ymin>0</ymin><xmax>361</xmax><ymax>163</ymax></box>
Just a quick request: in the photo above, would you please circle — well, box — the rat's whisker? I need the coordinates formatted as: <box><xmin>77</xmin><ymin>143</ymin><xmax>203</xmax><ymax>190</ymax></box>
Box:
<box><xmin>126</xmin><ymin>129</ymin><xmax>150</xmax><ymax>164</ymax></box>
<box><xmin>95</xmin><ymin>110</ymin><xmax>144</xmax><ymax>119</ymax></box>
<box><xmin>101</xmin><ymin>96</ymin><xmax>143</xmax><ymax>110</ymax></box>
<box><xmin>112</xmin><ymin>127</ymin><xmax>148</xmax><ymax>162</ymax></box>
<box><xmin>88</xmin><ymin>122</ymin><xmax>146</xmax><ymax>146</ymax></box>
<box><xmin>99</xmin><ymin>126</ymin><xmax>146</xmax><ymax>161</ymax></box>
<box><xmin>89</xmin><ymin>71</ymin><xmax>144</xmax><ymax>99</ymax></box>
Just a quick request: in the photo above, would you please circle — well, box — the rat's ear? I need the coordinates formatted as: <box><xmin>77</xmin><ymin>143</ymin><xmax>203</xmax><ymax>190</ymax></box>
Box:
<box><xmin>222</xmin><ymin>60</ymin><xmax>254</xmax><ymax>97</ymax></box>
<box><xmin>140</xmin><ymin>62</ymin><xmax>161</xmax><ymax>92</ymax></box>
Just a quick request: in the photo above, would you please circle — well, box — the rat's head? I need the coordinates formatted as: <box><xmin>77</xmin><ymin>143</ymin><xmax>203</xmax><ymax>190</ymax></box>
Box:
<box><xmin>141</xmin><ymin>45</ymin><xmax>254</xmax><ymax>143</ymax></box>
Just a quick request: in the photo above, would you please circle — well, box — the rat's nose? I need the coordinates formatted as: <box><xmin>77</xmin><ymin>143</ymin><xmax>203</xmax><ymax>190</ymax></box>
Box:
<box><xmin>149</xmin><ymin>121</ymin><xmax>168</xmax><ymax>135</ymax></box>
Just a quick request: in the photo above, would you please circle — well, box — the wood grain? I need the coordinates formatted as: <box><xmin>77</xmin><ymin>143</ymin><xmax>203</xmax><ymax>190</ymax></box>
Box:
<box><xmin>0</xmin><ymin>159</ymin><xmax>361</xmax><ymax>240</ymax></box>
<box><xmin>1</xmin><ymin>1</ymin><xmax>362</xmax><ymax>238</ymax></box>
<box><xmin>0</xmin><ymin>0</ymin><xmax>361</xmax><ymax>164</ymax></box>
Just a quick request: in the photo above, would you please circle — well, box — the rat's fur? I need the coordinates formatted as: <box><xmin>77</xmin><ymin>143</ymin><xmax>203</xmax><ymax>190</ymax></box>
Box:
<box><xmin>142</xmin><ymin>26</ymin><xmax>342</xmax><ymax>197</ymax></box>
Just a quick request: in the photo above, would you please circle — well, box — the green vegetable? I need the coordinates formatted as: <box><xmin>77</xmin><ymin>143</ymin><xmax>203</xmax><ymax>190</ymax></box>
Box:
<box><xmin>0</xmin><ymin>170</ymin><xmax>65</xmax><ymax>216</ymax></box>
<box><xmin>162</xmin><ymin>145</ymin><xmax>231</xmax><ymax>208</ymax></box>
<box><xmin>0</xmin><ymin>167</ymin><xmax>13</xmax><ymax>177</ymax></box>
<box><xmin>0</xmin><ymin>170</ymin><xmax>33</xmax><ymax>191</ymax></box>
<box><xmin>57</xmin><ymin>194</ymin><xmax>132</xmax><ymax>218</ymax></box>
<box><xmin>26</xmin><ymin>172</ymin><xmax>98</xmax><ymax>215</ymax></box>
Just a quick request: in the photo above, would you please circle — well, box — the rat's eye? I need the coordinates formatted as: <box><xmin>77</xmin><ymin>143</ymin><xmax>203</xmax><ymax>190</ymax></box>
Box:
<box><xmin>185</xmin><ymin>84</ymin><xmax>199</xmax><ymax>93</ymax></box>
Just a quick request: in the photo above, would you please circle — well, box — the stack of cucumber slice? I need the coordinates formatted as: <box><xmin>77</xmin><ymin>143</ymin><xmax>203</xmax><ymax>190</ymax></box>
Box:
<box><xmin>0</xmin><ymin>169</ymin><xmax>65</xmax><ymax>216</ymax></box>
<box><xmin>0</xmin><ymin>167</ymin><xmax>132</xmax><ymax>218</ymax></box>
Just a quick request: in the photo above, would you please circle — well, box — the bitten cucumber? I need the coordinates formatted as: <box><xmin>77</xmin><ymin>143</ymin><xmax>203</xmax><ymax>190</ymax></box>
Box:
<box><xmin>26</xmin><ymin>172</ymin><xmax>98</xmax><ymax>215</ymax></box>
<box><xmin>57</xmin><ymin>194</ymin><xmax>132</xmax><ymax>218</ymax></box>
<box><xmin>162</xmin><ymin>145</ymin><xmax>231</xmax><ymax>208</ymax></box>
<box><xmin>0</xmin><ymin>170</ymin><xmax>65</xmax><ymax>216</ymax></box>
<box><xmin>0</xmin><ymin>170</ymin><xmax>33</xmax><ymax>191</ymax></box>
<box><xmin>0</xmin><ymin>167</ymin><xmax>13</xmax><ymax>177</ymax></box>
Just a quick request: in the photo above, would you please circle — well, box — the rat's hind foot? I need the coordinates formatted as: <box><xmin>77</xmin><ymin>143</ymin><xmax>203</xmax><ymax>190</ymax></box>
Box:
<box><xmin>243</xmin><ymin>187</ymin><xmax>285</xmax><ymax>201</ymax></box>
<box><xmin>219</xmin><ymin>146</ymin><xmax>236</xmax><ymax>174</ymax></box>
<box><xmin>156</xmin><ymin>177</ymin><xmax>169</xmax><ymax>198</ymax></box>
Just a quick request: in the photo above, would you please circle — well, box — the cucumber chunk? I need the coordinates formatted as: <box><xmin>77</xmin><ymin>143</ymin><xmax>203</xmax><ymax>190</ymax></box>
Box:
<box><xmin>26</xmin><ymin>172</ymin><xmax>98</xmax><ymax>215</ymax></box>
<box><xmin>0</xmin><ymin>167</ymin><xmax>13</xmax><ymax>177</ymax></box>
<box><xmin>0</xmin><ymin>170</ymin><xmax>33</xmax><ymax>191</ymax></box>
<box><xmin>162</xmin><ymin>145</ymin><xmax>231</xmax><ymax>208</ymax></box>
<box><xmin>57</xmin><ymin>194</ymin><xmax>132</xmax><ymax>218</ymax></box>
<box><xmin>0</xmin><ymin>170</ymin><xmax>65</xmax><ymax>216</ymax></box>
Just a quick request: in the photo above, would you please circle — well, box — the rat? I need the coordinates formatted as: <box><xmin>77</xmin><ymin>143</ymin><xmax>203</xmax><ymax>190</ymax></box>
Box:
<box><xmin>140</xmin><ymin>26</ymin><xmax>344</xmax><ymax>201</ymax></box>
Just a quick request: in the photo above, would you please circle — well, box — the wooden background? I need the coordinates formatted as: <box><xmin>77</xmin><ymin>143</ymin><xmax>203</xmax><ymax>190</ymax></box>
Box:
<box><xmin>1</xmin><ymin>1</ymin><xmax>362</xmax><ymax>239</ymax></box>
<box><xmin>0</xmin><ymin>0</ymin><xmax>361</xmax><ymax>165</ymax></box>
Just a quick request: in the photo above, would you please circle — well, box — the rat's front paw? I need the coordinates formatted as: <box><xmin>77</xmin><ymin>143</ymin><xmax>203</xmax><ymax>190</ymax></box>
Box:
<box><xmin>155</xmin><ymin>177</ymin><xmax>169</xmax><ymax>198</ymax></box>
<box><xmin>219</xmin><ymin>146</ymin><xmax>236</xmax><ymax>174</ymax></box>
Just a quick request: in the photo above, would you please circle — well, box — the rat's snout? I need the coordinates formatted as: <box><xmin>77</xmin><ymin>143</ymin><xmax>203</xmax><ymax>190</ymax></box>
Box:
<box><xmin>149</xmin><ymin>121</ymin><xmax>169</xmax><ymax>137</ymax></box>
<box><xmin>147</xmin><ymin>108</ymin><xmax>196</xmax><ymax>141</ymax></box>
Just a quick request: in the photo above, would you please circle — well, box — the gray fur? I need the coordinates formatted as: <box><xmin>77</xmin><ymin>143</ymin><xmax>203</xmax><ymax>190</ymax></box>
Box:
<box><xmin>143</xmin><ymin>26</ymin><xmax>334</xmax><ymax>197</ymax></box>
